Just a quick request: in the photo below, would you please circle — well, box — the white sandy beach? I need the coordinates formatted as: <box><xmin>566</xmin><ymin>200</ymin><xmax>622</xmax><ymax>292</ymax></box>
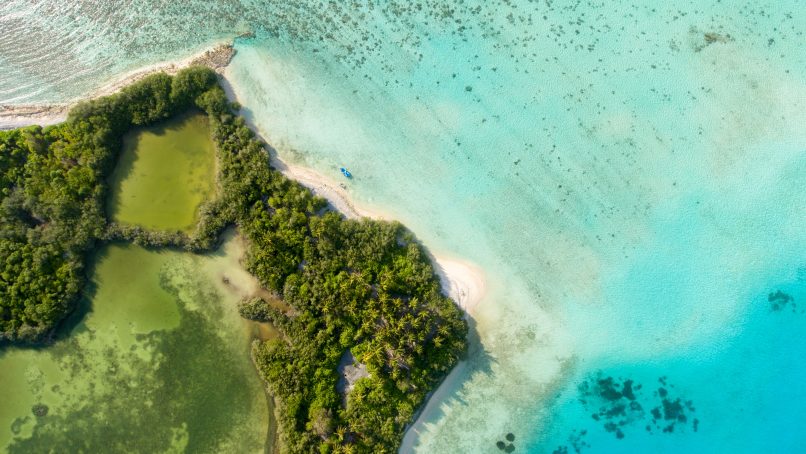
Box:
<box><xmin>433</xmin><ymin>257</ymin><xmax>486</xmax><ymax>314</ymax></box>
<box><xmin>398</xmin><ymin>361</ymin><xmax>469</xmax><ymax>453</ymax></box>
<box><xmin>270</xmin><ymin>158</ymin><xmax>392</xmax><ymax>221</ymax></box>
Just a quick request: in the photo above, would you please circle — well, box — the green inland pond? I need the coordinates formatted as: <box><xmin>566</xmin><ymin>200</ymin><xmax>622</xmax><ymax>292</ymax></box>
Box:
<box><xmin>107</xmin><ymin>111</ymin><xmax>216</xmax><ymax>232</ymax></box>
<box><xmin>0</xmin><ymin>236</ymin><xmax>270</xmax><ymax>452</ymax></box>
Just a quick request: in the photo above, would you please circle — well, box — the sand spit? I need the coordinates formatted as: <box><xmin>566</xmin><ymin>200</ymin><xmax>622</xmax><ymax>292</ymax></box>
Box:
<box><xmin>0</xmin><ymin>104</ymin><xmax>69</xmax><ymax>130</ymax></box>
<box><xmin>0</xmin><ymin>43</ymin><xmax>236</xmax><ymax>130</ymax></box>
<box><xmin>433</xmin><ymin>257</ymin><xmax>486</xmax><ymax>315</ymax></box>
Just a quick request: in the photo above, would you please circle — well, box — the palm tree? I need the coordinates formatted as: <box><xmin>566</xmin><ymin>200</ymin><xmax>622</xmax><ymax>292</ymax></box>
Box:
<box><xmin>335</xmin><ymin>426</ymin><xmax>347</xmax><ymax>442</ymax></box>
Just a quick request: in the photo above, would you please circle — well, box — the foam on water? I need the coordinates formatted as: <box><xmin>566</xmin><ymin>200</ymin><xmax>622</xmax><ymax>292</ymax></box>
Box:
<box><xmin>1</xmin><ymin>1</ymin><xmax>805</xmax><ymax>452</ymax></box>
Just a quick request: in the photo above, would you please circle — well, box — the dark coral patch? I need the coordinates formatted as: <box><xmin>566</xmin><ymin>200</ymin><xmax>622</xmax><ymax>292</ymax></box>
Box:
<box><xmin>768</xmin><ymin>290</ymin><xmax>796</xmax><ymax>312</ymax></box>
<box><xmin>573</xmin><ymin>371</ymin><xmax>698</xmax><ymax>445</ymax></box>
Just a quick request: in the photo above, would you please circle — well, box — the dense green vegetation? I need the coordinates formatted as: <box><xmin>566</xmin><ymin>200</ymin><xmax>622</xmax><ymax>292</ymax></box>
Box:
<box><xmin>0</xmin><ymin>67</ymin><xmax>468</xmax><ymax>453</ymax></box>
<box><xmin>212</xmin><ymin>117</ymin><xmax>468</xmax><ymax>453</ymax></box>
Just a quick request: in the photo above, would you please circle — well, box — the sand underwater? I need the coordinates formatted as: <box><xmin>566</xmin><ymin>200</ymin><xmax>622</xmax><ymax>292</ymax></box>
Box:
<box><xmin>2</xmin><ymin>0</ymin><xmax>805</xmax><ymax>452</ymax></box>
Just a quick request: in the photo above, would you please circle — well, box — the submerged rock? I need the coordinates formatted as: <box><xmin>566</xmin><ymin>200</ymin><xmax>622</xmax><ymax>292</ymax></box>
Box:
<box><xmin>188</xmin><ymin>44</ymin><xmax>236</xmax><ymax>71</ymax></box>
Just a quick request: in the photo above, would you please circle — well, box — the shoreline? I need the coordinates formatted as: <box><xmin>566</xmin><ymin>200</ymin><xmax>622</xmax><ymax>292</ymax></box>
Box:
<box><xmin>0</xmin><ymin>42</ymin><xmax>236</xmax><ymax>130</ymax></box>
<box><xmin>2</xmin><ymin>51</ymin><xmax>488</xmax><ymax>452</ymax></box>
<box><xmin>278</xmin><ymin>158</ymin><xmax>487</xmax><ymax>315</ymax></box>
<box><xmin>218</xmin><ymin>72</ymin><xmax>487</xmax><ymax>315</ymax></box>
<box><xmin>398</xmin><ymin>360</ymin><xmax>468</xmax><ymax>453</ymax></box>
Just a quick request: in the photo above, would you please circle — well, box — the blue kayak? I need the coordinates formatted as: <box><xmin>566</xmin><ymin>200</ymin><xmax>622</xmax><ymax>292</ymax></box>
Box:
<box><xmin>340</xmin><ymin>167</ymin><xmax>353</xmax><ymax>178</ymax></box>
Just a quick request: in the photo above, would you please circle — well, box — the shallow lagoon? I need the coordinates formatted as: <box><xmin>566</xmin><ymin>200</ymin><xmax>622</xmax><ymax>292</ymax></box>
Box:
<box><xmin>0</xmin><ymin>87</ymin><xmax>273</xmax><ymax>453</ymax></box>
<box><xmin>107</xmin><ymin>111</ymin><xmax>216</xmax><ymax>232</ymax></box>
<box><xmin>0</xmin><ymin>238</ymin><xmax>269</xmax><ymax>452</ymax></box>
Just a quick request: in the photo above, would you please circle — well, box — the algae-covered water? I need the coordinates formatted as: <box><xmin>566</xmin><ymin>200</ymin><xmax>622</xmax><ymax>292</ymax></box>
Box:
<box><xmin>2</xmin><ymin>1</ymin><xmax>806</xmax><ymax>453</ymax></box>
<box><xmin>107</xmin><ymin>111</ymin><xmax>216</xmax><ymax>232</ymax></box>
<box><xmin>0</xmin><ymin>73</ymin><xmax>268</xmax><ymax>453</ymax></box>
<box><xmin>0</xmin><ymin>237</ymin><xmax>269</xmax><ymax>452</ymax></box>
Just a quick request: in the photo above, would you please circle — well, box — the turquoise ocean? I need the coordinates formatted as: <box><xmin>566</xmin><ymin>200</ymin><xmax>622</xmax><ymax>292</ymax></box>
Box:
<box><xmin>2</xmin><ymin>1</ymin><xmax>805</xmax><ymax>452</ymax></box>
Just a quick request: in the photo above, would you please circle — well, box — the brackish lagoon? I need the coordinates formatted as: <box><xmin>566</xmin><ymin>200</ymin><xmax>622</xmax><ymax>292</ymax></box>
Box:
<box><xmin>1</xmin><ymin>110</ymin><xmax>270</xmax><ymax>452</ymax></box>
<box><xmin>107</xmin><ymin>111</ymin><xmax>216</xmax><ymax>232</ymax></box>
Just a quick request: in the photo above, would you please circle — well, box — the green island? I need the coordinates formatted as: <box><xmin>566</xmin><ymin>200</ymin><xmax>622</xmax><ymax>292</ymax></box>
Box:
<box><xmin>0</xmin><ymin>67</ymin><xmax>468</xmax><ymax>453</ymax></box>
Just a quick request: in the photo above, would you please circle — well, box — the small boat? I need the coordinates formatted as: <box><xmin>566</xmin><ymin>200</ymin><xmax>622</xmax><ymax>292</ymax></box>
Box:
<box><xmin>340</xmin><ymin>167</ymin><xmax>353</xmax><ymax>179</ymax></box>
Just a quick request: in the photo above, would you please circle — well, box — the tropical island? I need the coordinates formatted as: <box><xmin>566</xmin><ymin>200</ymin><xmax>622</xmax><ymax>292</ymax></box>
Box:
<box><xmin>0</xmin><ymin>66</ymin><xmax>468</xmax><ymax>453</ymax></box>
